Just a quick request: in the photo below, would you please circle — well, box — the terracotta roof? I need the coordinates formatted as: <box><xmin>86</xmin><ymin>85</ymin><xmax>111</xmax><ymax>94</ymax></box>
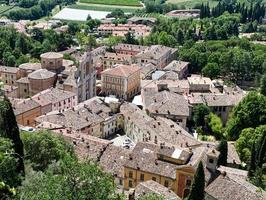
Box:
<box><xmin>99</xmin><ymin>145</ymin><xmax>130</xmax><ymax>178</ymax></box>
<box><xmin>32</xmin><ymin>88</ymin><xmax>76</xmax><ymax>106</ymax></box>
<box><xmin>16</xmin><ymin>77</ymin><xmax>29</xmax><ymax>84</ymax></box>
<box><xmin>114</xmin><ymin>43</ymin><xmax>148</xmax><ymax>52</ymax></box>
<box><xmin>163</xmin><ymin>60</ymin><xmax>189</xmax><ymax>72</ymax></box>
<box><xmin>12</xmin><ymin>98</ymin><xmax>40</xmax><ymax>115</ymax></box>
<box><xmin>134</xmin><ymin>180</ymin><xmax>181</xmax><ymax>200</ymax></box>
<box><xmin>28</xmin><ymin>69</ymin><xmax>56</xmax><ymax>80</ymax></box>
<box><xmin>101</xmin><ymin>64</ymin><xmax>141</xmax><ymax>77</ymax></box>
<box><xmin>40</xmin><ymin>52</ymin><xmax>63</xmax><ymax>59</ymax></box>
<box><xmin>18</xmin><ymin>63</ymin><xmax>41</xmax><ymax>71</ymax></box>
<box><xmin>1</xmin><ymin>66</ymin><xmax>19</xmax><ymax>74</ymax></box>
<box><xmin>144</xmin><ymin>90</ymin><xmax>190</xmax><ymax>117</ymax></box>
<box><xmin>205</xmin><ymin>174</ymin><xmax>266</xmax><ymax>200</ymax></box>
<box><xmin>120</xmin><ymin>103</ymin><xmax>200</xmax><ymax>147</ymax></box>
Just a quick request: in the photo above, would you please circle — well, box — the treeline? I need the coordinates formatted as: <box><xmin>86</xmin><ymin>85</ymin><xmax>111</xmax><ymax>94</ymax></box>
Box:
<box><xmin>7</xmin><ymin>0</ymin><xmax>75</xmax><ymax>20</ymax></box>
<box><xmin>179</xmin><ymin>38</ymin><xmax>266</xmax><ymax>83</ymax></box>
<box><xmin>139</xmin><ymin>13</ymin><xmax>240</xmax><ymax>48</ymax></box>
<box><xmin>143</xmin><ymin>0</ymin><xmax>183</xmax><ymax>14</ymax></box>
<box><xmin>201</xmin><ymin>1</ymin><xmax>265</xmax><ymax>24</ymax></box>
<box><xmin>0</xmin><ymin>26</ymin><xmax>74</xmax><ymax>66</ymax></box>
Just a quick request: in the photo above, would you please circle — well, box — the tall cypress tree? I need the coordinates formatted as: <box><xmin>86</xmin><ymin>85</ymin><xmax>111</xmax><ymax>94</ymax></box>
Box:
<box><xmin>217</xmin><ymin>139</ymin><xmax>228</xmax><ymax>166</ymax></box>
<box><xmin>188</xmin><ymin>161</ymin><xmax>205</xmax><ymax>200</ymax></box>
<box><xmin>0</xmin><ymin>96</ymin><xmax>24</xmax><ymax>175</ymax></box>
<box><xmin>248</xmin><ymin>142</ymin><xmax>257</xmax><ymax>177</ymax></box>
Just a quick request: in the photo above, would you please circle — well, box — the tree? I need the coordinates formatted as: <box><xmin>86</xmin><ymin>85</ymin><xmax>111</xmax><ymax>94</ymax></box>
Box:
<box><xmin>236</xmin><ymin>126</ymin><xmax>264</xmax><ymax>163</ymax></box>
<box><xmin>177</xmin><ymin>29</ymin><xmax>184</xmax><ymax>45</ymax></box>
<box><xmin>188</xmin><ymin>161</ymin><xmax>205</xmax><ymax>200</ymax></box>
<box><xmin>193</xmin><ymin>104</ymin><xmax>211</xmax><ymax>127</ymax></box>
<box><xmin>0</xmin><ymin>97</ymin><xmax>24</xmax><ymax>177</ymax></box>
<box><xmin>217</xmin><ymin>139</ymin><xmax>228</xmax><ymax>166</ymax></box>
<box><xmin>21</xmin><ymin>130</ymin><xmax>74</xmax><ymax>171</ymax></box>
<box><xmin>16</xmin><ymin>156</ymin><xmax>121</xmax><ymax>200</ymax></box>
<box><xmin>0</xmin><ymin>137</ymin><xmax>21</xmax><ymax>187</ymax></box>
<box><xmin>202</xmin><ymin>62</ymin><xmax>220</xmax><ymax>79</ymax></box>
<box><xmin>124</xmin><ymin>32</ymin><xmax>138</xmax><ymax>45</ymax></box>
<box><xmin>207</xmin><ymin>113</ymin><xmax>223</xmax><ymax>139</ymax></box>
<box><xmin>226</xmin><ymin>92</ymin><xmax>266</xmax><ymax>140</ymax></box>
<box><xmin>260</xmin><ymin>74</ymin><xmax>266</xmax><ymax>96</ymax></box>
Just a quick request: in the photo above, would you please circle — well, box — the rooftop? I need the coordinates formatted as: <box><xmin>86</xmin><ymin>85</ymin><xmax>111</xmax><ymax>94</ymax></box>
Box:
<box><xmin>134</xmin><ymin>180</ymin><xmax>180</xmax><ymax>200</ymax></box>
<box><xmin>163</xmin><ymin>60</ymin><xmax>189</xmax><ymax>72</ymax></box>
<box><xmin>101</xmin><ymin>64</ymin><xmax>141</xmax><ymax>78</ymax></box>
<box><xmin>28</xmin><ymin>69</ymin><xmax>56</xmax><ymax>80</ymax></box>
<box><xmin>114</xmin><ymin>43</ymin><xmax>148</xmax><ymax>52</ymax></box>
<box><xmin>18</xmin><ymin>63</ymin><xmax>41</xmax><ymax>71</ymax></box>
<box><xmin>40</xmin><ymin>52</ymin><xmax>63</xmax><ymax>59</ymax></box>
<box><xmin>32</xmin><ymin>88</ymin><xmax>76</xmax><ymax>106</ymax></box>
<box><xmin>0</xmin><ymin>66</ymin><xmax>19</xmax><ymax>74</ymax></box>
<box><xmin>135</xmin><ymin>45</ymin><xmax>177</xmax><ymax>60</ymax></box>
<box><xmin>205</xmin><ymin>173</ymin><xmax>266</xmax><ymax>200</ymax></box>
<box><xmin>12</xmin><ymin>98</ymin><xmax>40</xmax><ymax>115</ymax></box>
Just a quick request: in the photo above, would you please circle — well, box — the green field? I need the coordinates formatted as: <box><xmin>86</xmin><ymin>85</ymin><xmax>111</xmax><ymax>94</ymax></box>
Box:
<box><xmin>167</xmin><ymin>0</ymin><xmax>218</xmax><ymax>8</ymax></box>
<box><xmin>68</xmin><ymin>4</ymin><xmax>141</xmax><ymax>12</ymax></box>
<box><xmin>79</xmin><ymin>0</ymin><xmax>142</xmax><ymax>7</ymax></box>
<box><xmin>0</xmin><ymin>5</ymin><xmax>13</xmax><ymax>14</ymax></box>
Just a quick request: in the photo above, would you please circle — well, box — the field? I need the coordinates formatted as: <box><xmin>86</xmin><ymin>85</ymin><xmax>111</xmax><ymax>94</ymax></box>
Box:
<box><xmin>68</xmin><ymin>4</ymin><xmax>140</xmax><ymax>13</ymax></box>
<box><xmin>0</xmin><ymin>5</ymin><xmax>14</xmax><ymax>14</ymax></box>
<box><xmin>79</xmin><ymin>0</ymin><xmax>142</xmax><ymax>7</ymax></box>
<box><xmin>166</xmin><ymin>0</ymin><xmax>218</xmax><ymax>8</ymax></box>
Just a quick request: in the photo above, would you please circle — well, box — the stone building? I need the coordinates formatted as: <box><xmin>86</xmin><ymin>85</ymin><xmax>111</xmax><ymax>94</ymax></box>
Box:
<box><xmin>134</xmin><ymin>45</ymin><xmax>177</xmax><ymax>69</ymax></box>
<box><xmin>28</xmin><ymin>69</ymin><xmax>56</xmax><ymax>96</ymax></box>
<box><xmin>0</xmin><ymin>66</ymin><xmax>21</xmax><ymax>86</ymax></box>
<box><xmin>40</xmin><ymin>52</ymin><xmax>63</xmax><ymax>73</ymax></box>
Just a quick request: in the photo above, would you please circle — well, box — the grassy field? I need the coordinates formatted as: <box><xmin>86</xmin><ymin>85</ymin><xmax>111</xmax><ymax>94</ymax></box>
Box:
<box><xmin>68</xmin><ymin>4</ymin><xmax>141</xmax><ymax>13</ymax></box>
<box><xmin>79</xmin><ymin>0</ymin><xmax>142</xmax><ymax>7</ymax></box>
<box><xmin>166</xmin><ymin>0</ymin><xmax>218</xmax><ymax>8</ymax></box>
<box><xmin>0</xmin><ymin>5</ymin><xmax>20</xmax><ymax>16</ymax></box>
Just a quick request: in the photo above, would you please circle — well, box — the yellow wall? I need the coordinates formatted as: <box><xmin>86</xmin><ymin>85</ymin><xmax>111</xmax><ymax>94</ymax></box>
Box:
<box><xmin>16</xmin><ymin>107</ymin><xmax>41</xmax><ymax>127</ymax></box>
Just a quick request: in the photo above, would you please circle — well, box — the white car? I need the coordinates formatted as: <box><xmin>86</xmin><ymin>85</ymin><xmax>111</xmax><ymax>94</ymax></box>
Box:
<box><xmin>20</xmin><ymin>126</ymin><xmax>36</xmax><ymax>132</ymax></box>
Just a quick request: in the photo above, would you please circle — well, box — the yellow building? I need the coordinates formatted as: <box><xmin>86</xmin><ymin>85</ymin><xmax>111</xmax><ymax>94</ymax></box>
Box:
<box><xmin>12</xmin><ymin>98</ymin><xmax>41</xmax><ymax>127</ymax></box>
<box><xmin>123</xmin><ymin>142</ymin><xmax>218</xmax><ymax>199</ymax></box>
<box><xmin>1</xmin><ymin>66</ymin><xmax>21</xmax><ymax>86</ymax></box>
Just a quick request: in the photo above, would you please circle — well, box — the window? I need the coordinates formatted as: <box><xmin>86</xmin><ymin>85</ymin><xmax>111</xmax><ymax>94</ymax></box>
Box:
<box><xmin>209</xmin><ymin>158</ymin><xmax>214</xmax><ymax>164</ymax></box>
<box><xmin>129</xmin><ymin>171</ymin><xmax>133</xmax><ymax>178</ymax></box>
<box><xmin>140</xmin><ymin>173</ymin><xmax>144</xmax><ymax>181</ymax></box>
<box><xmin>128</xmin><ymin>180</ymin><xmax>133</xmax><ymax>188</ymax></box>
<box><xmin>186</xmin><ymin>178</ymin><xmax>192</xmax><ymax>187</ymax></box>
<box><xmin>119</xmin><ymin>179</ymin><xmax>123</xmax><ymax>185</ymax></box>
<box><xmin>152</xmin><ymin>177</ymin><xmax>156</xmax><ymax>181</ymax></box>
<box><xmin>24</xmin><ymin>89</ymin><xmax>27</xmax><ymax>93</ymax></box>
<box><xmin>27</xmin><ymin>120</ymin><xmax>30</xmax><ymax>125</ymax></box>
<box><xmin>164</xmin><ymin>180</ymin><xmax>169</xmax><ymax>188</ymax></box>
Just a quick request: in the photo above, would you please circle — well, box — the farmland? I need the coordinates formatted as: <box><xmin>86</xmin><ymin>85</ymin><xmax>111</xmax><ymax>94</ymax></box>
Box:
<box><xmin>79</xmin><ymin>0</ymin><xmax>142</xmax><ymax>7</ymax></box>
<box><xmin>166</xmin><ymin>0</ymin><xmax>218</xmax><ymax>8</ymax></box>
<box><xmin>68</xmin><ymin>3</ymin><xmax>140</xmax><ymax>12</ymax></box>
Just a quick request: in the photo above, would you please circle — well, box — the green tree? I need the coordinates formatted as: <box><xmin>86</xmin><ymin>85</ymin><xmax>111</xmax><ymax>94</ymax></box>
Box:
<box><xmin>21</xmin><ymin>130</ymin><xmax>74</xmax><ymax>171</ymax></box>
<box><xmin>193</xmin><ymin>104</ymin><xmax>211</xmax><ymax>127</ymax></box>
<box><xmin>236</xmin><ymin>126</ymin><xmax>264</xmax><ymax>163</ymax></box>
<box><xmin>217</xmin><ymin>139</ymin><xmax>228</xmax><ymax>166</ymax></box>
<box><xmin>177</xmin><ymin>29</ymin><xmax>184</xmax><ymax>45</ymax></box>
<box><xmin>0</xmin><ymin>97</ymin><xmax>24</xmax><ymax>177</ymax></box>
<box><xmin>226</xmin><ymin>92</ymin><xmax>266</xmax><ymax>140</ymax></box>
<box><xmin>0</xmin><ymin>137</ymin><xmax>21</xmax><ymax>187</ymax></box>
<box><xmin>202</xmin><ymin>62</ymin><xmax>220</xmax><ymax>79</ymax></box>
<box><xmin>16</xmin><ymin>156</ymin><xmax>121</xmax><ymax>200</ymax></box>
<box><xmin>208</xmin><ymin>113</ymin><xmax>223</xmax><ymax>139</ymax></box>
<box><xmin>188</xmin><ymin>161</ymin><xmax>205</xmax><ymax>200</ymax></box>
<box><xmin>260</xmin><ymin>74</ymin><xmax>266</xmax><ymax>96</ymax></box>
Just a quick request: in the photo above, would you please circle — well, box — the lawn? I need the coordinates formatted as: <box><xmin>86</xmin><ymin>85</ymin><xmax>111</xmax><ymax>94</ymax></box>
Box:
<box><xmin>68</xmin><ymin>4</ymin><xmax>140</xmax><ymax>13</ymax></box>
<box><xmin>79</xmin><ymin>0</ymin><xmax>142</xmax><ymax>7</ymax></box>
